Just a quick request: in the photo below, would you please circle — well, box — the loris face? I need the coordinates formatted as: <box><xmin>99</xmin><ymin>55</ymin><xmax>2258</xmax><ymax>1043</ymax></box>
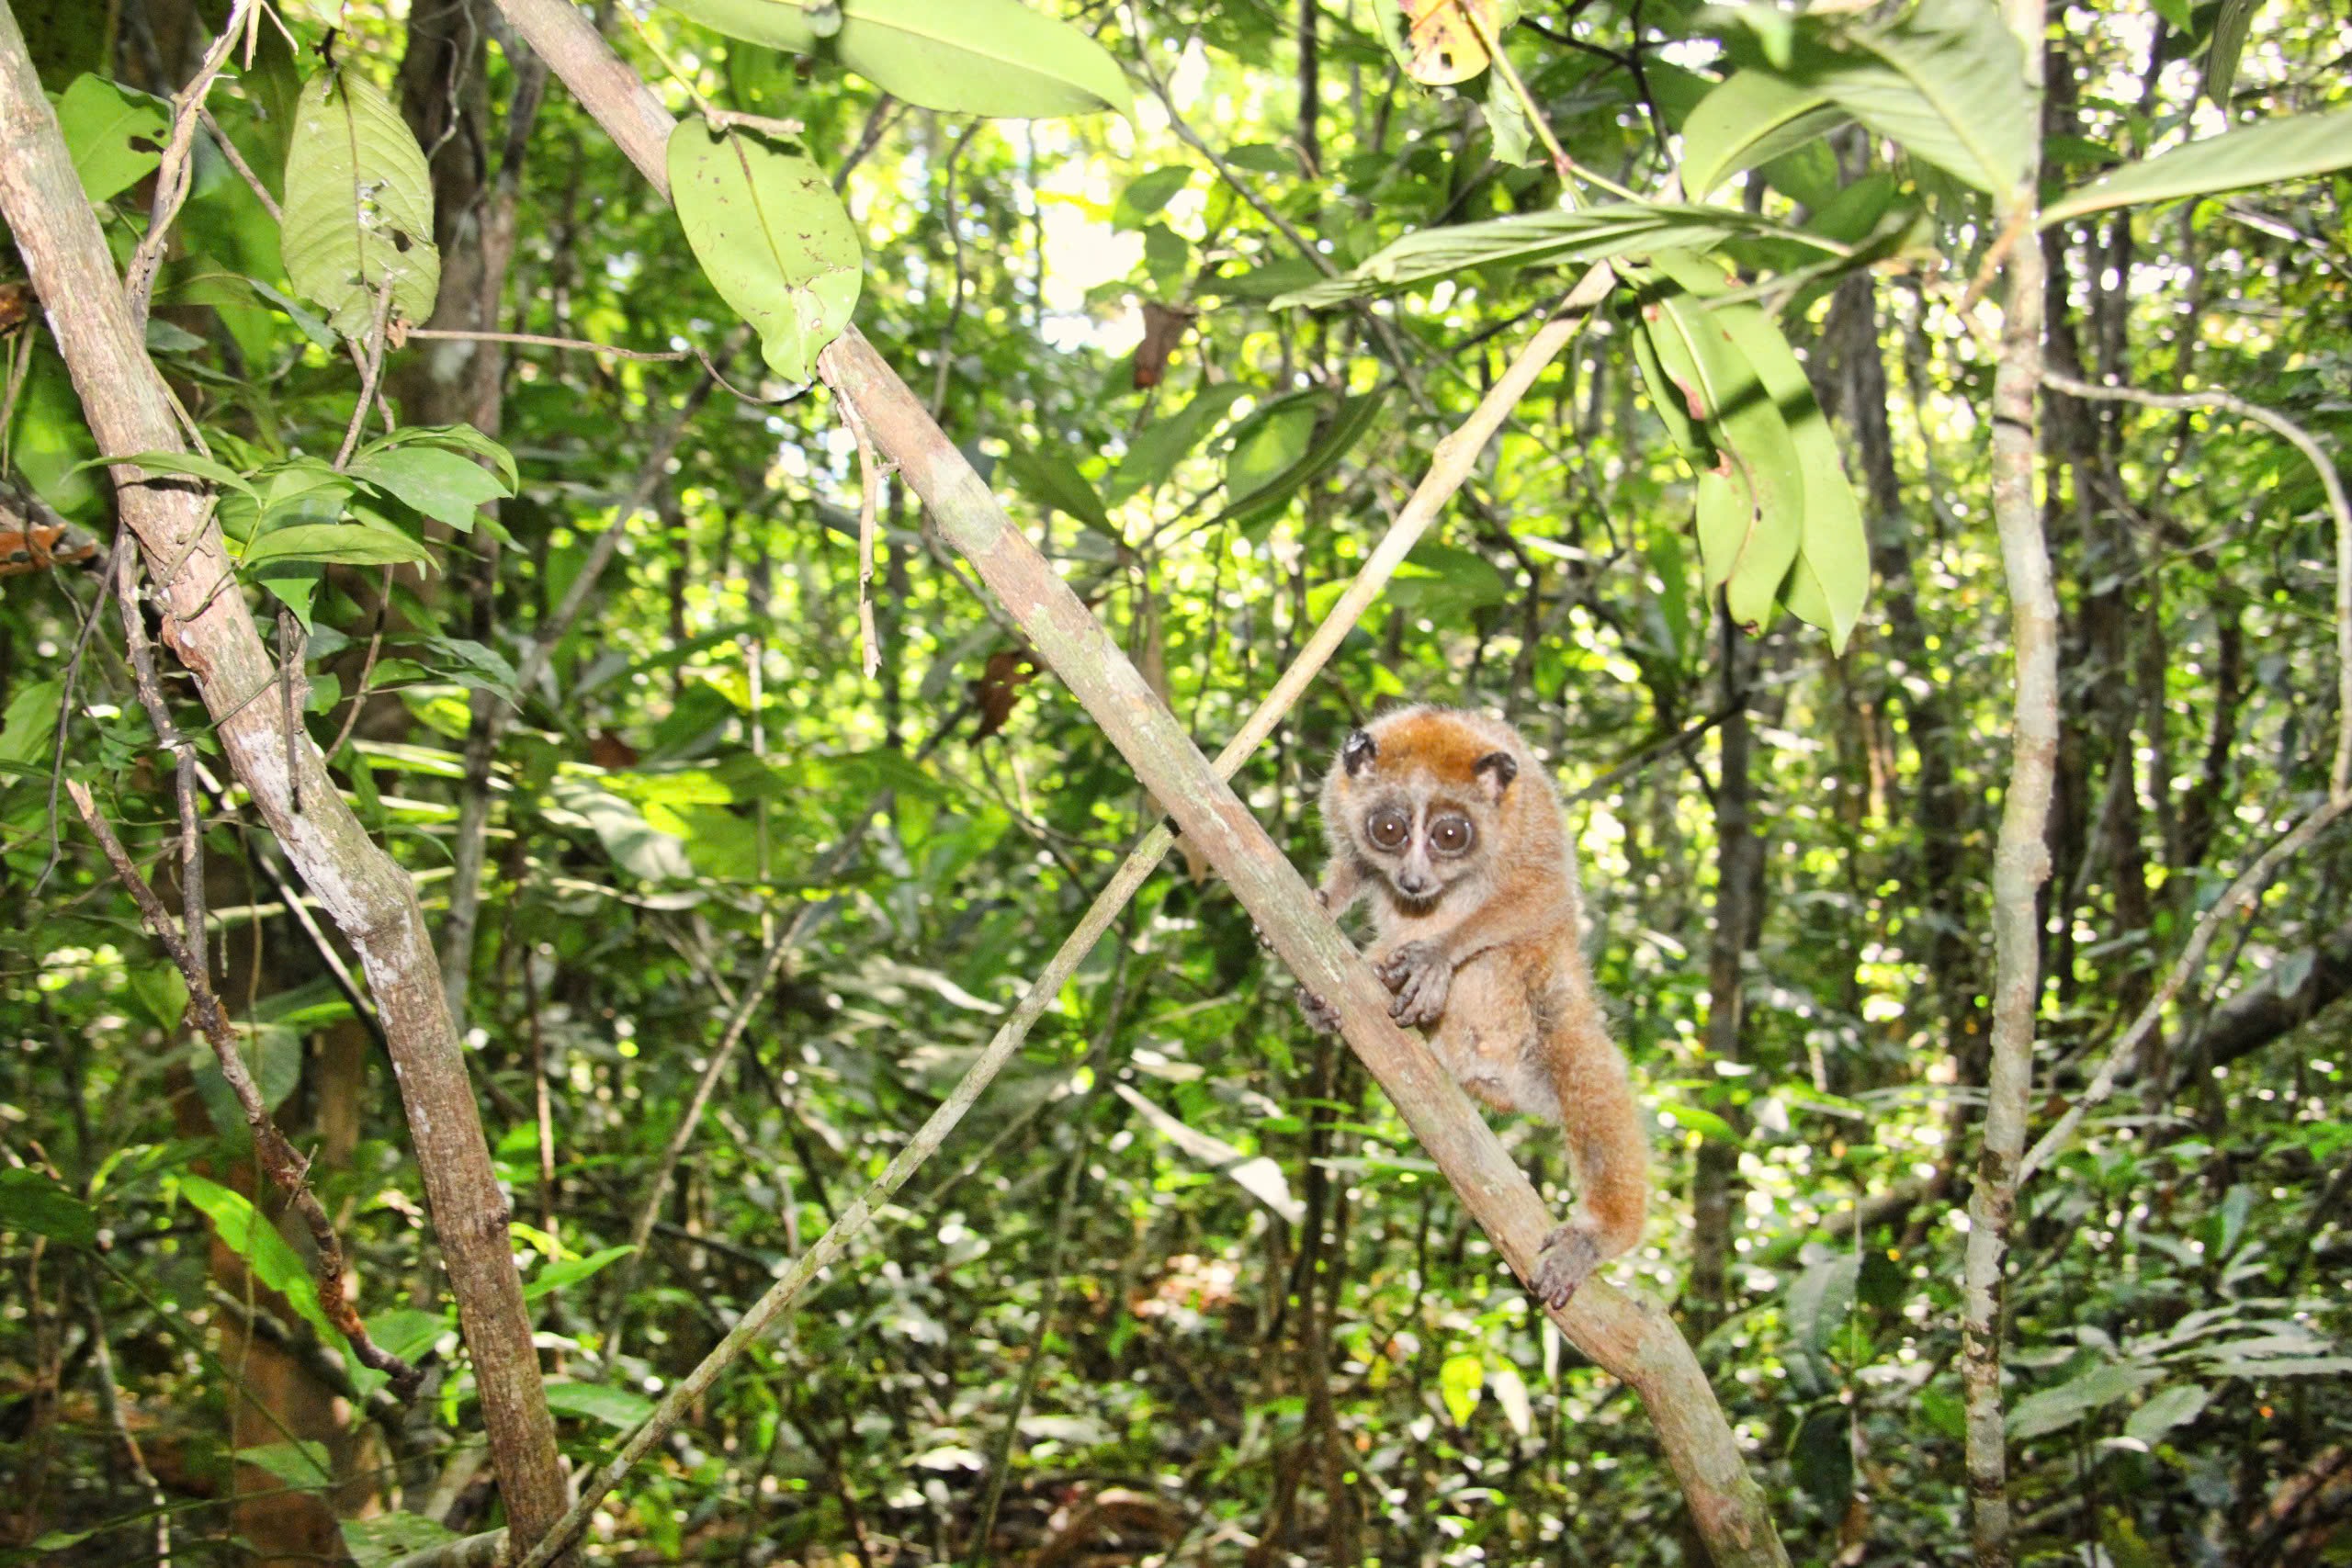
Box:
<box><xmin>1333</xmin><ymin>724</ymin><xmax>1517</xmax><ymax>906</ymax></box>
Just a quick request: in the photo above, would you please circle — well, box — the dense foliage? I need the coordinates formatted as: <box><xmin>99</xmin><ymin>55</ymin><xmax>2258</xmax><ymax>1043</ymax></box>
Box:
<box><xmin>2</xmin><ymin>2</ymin><xmax>2348</xmax><ymax>1565</ymax></box>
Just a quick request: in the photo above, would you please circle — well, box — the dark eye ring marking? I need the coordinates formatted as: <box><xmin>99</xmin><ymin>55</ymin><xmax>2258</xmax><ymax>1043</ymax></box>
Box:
<box><xmin>1429</xmin><ymin>815</ymin><xmax>1476</xmax><ymax>856</ymax></box>
<box><xmin>1366</xmin><ymin>807</ymin><xmax>1409</xmax><ymax>850</ymax></box>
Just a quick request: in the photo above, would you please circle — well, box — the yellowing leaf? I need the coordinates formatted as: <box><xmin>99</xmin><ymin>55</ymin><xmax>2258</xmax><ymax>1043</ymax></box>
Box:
<box><xmin>1378</xmin><ymin>0</ymin><xmax>1509</xmax><ymax>86</ymax></box>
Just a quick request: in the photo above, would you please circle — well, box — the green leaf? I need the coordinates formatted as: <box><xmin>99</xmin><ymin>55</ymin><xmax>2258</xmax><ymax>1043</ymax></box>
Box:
<box><xmin>126</xmin><ymin>964</ymin><xmax>189</xmax><ymax>1031</ymax></box>
<box><xmin>2009</xmin><ymin>1363</ymin><xmax>2161</xmax><ymax>1439</ymax></box>
<box><xmin>544</xmin><ymin>1378</ymin><xmax>658</xmax><ymax>1430</ymax></box>
<box><xmin>1679</xmin><ymin>70</ymin><xmax>1849</xmax><ymax>201</ymax></box>
<box><xmin>1216</xmin><ymin>389</ymin><xmax>1391</xmax><ymax>529</ymax></box>
<box><xmin>1485</xmin><ymin>71</ymin><xmax>1536</xmax><ymax>167</ymax></box>
<box><xmin>667</xmin><ymin>121</ymin><xmax>862</xmax><ymax>383</ymax></box>
<box><xmin>178</xmin><ymin>1174</ymin><xmax>345</xmax><ymax>1348</ymax></box>
<box><xmin>280</xmin><ymin>66</ymin><xmax>442</xmax><ymax>336</ymax></box>
<box><xmin>1224</xmin><ymin>397</ymin><xmax>1317</xmax><ymax>502</ymax></box>
<box><xmin>1776</xmin><ymin>0</ymin><xmax>2031</xmax><ymax>197</ymax></box>
<box><xmin>2122</xmin><ymin>1383</ymin><xmax>2209</xmax><ymax>1445</ymax></box>
<box><xmin>658</xmin><ymin>0</ymin><xmax>1133</xmax><ymax>119</ymax></box>
<box><xmin>1114</xmin><ymin>165</ymin><xmax>1191</xmax><ymax>228</ymax></box>
<box><xmin>350</xmin><ymin>445</ymin><xmax>512</xmax><ymax>530</ymax></box>
<box><xmin>1272</xmin><ymin>202</ymin><xmax>1792</xmax><ymax>309</ymax></box>
<box><xmin>57</xmin><ymin>74</ymin><xmax>166</xmax><ymax>204</ymax></box>
<box><xmin>0</xmin><ymin>1168</ymin><xmax>98</xmax><ymax>1247</ymax></box>
<box><xmin>0</xmin><ymin>679</ymin><xmax>62</xmax><ymax>768</ymax></box>
<box><xmin>1107</xmin><ymin>383</ymin><xmax>1248</xmax><ymax>501</ymax></box>
<box><xmin>1657</xmin><ymin>256</ymin><xmax>1869</xmax><ymax>649</ymax></box>
<box><xmin>2041</xmin><ymin>109</ymin><xmax>2352</xmax><ymax>227</ymax></box>
<box><xmin>411</xmin><ymin>636</ymin><xmax>520</xmax><ymax>703</ymax></box>
<box><xmin>2204</xmin><ymin>0</ymin><xmax>2255</xmax><ymax>107</ymax></box>
<box><xmin>356</xmin><ymin>423</ymin><xmax>519</xmax><ymax>491</ymax></box>
<box><xmin>342</xmin><ymin>1514</ymin><xmax>459</xmax><ymax>1568</ymax></box>
<box><xmin>1001</xmin><ymin>442</ymin><xmax>1115</xmax><ymax>536</ymax></box>
<box><xmin>242</xmin><ymin>521</ymin><xmax>433</xmax><ymax>570</ymax></box>
<box><xmin>71</xmin><ymin>448</ymin><xmax>260</xmax><ymax>501</ymax></box>
<box><xmin>239</xmin><ymin>1440</ymin><xmax>334</xmax><ymax>1486</ymax></box>
<box><xmin>1784</xmin><ymin>1253</ymin><xmax>1859</xmax><ymax>1397</ymax></box>
<box><xmin>1635</xmin><ymin>260</ymin><xmax>1803</xmax><ymax>631</ymax></box>
<box><xmin>1438</xmin><ymin>1352</ymin><xmax>1486</xmax><ymax>1427</ymax></box>
<box><xmin>523</xmin><ymin>1244</ymin><xmax>637</xmax><ymax>1301</ymax></box>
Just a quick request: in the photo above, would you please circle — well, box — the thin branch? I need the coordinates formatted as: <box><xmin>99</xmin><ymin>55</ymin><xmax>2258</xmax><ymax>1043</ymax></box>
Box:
<box><xmin>124</xmin><ymin>0</ymin><xmax>257</xmax><ymax>329</ymax></box>
<box><xmin>2039</xmin><ymin>367</ymin><xmax>2352</xmax><ymax>799</ymax></box>
<box><xmin>65</xmin><ymin>781</ymin><xmax>424</xmax><ymax>1398</ymax></box>
<box><xmin>405</xmin><ymin>326</ymin><xmax>691</xmax><ymax>362</ymax></box>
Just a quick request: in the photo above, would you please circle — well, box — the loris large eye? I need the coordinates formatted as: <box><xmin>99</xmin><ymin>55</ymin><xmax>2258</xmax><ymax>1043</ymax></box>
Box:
<box><xmin>1429</xmin><ymin>815</ymin><xmax>1476</xmax><ymax>857</ymax></box>
<box><xmin>1365</xmin><ymin>807</ymin><xmax>1408</xmax><ymax>851</ymax></box>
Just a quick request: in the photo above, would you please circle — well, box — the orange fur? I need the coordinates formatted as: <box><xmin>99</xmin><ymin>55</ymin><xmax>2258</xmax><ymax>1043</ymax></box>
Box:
<box><xmin>1309</xmin><ymin>705</ymin><xmax>1647</xmax><ymax>1305</ymax></box>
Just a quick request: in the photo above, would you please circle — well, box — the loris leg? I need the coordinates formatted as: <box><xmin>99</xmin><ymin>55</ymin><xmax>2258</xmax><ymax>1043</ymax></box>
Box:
<box><xmin>1530</xmin><ymin>993</ymin><xmax>1648</xmax><ymax>1309</ymax></box>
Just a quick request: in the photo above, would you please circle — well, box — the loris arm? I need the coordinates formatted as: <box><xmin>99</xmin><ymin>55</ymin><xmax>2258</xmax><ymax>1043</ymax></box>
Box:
<box><xmin>1318</xmin><ymin>854</ymin><xmax>1372</xmax><ymax>920</ymax></box>
<box><xmin>1375</xmin><ymin>872</ymin><xmax>1577</xmax><ymax>1028</ymax></box>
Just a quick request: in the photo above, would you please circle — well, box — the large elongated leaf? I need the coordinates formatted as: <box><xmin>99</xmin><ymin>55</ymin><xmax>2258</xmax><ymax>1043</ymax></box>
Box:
<box><xmin>1272</xmin><ymin>203</ymin><xmax>1792</xmax><ymax>310</ymax></box>
<box><xmin>1804</xmin><ymin>0</ymin><xmax>2032</xmax><ymax>197</ymax></box>
<box><xmin>1636</xmin><ymin>264</ymin><xmax>1801</xmax><ymax>631</ymax></box>
<box><xmin>659</xmin><ymin>0</ymin><xmax>1132</xmax><ymax>119</ymax></box>
<box><xmin>280</xmin><ymin>66</ymin><xmax>441</xmax><ymax>336</ymax></box>
<box><xmin>242</xmin><ymin>520</ymin><xmax>432</xmax><ymax>570</ymax></box>
<box><xmin>1679</xmin><ymin>70</ymin><xmax>1849</xmax><ymax>201</ymax></box>
<box><xmin>668</xmin><ymin>122</ymin><xmax>862</xmax><ymax>383</ymax></box>
<box><xmin>2041</xmin><ymin>108</ymin><xmax>2352</xmax><ymax>226</ymax></box>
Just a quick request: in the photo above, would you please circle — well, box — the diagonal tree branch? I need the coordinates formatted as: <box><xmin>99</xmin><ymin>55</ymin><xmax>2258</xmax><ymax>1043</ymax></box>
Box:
<box><xmin>492</xmin><ymin>3</ymin><xmax>1785</xmax><ymax>1562</ymax></box>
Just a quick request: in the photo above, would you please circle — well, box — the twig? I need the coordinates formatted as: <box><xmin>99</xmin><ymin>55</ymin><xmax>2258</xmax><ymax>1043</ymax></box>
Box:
<box><xmin>334</xmin><ymin>282</ymin><xmax>399</xmax><ymax>469</ymax></box>
<box><xmin>64</xmin><ymin>780</ymin><xmax>424</xmax><ymax>1398</ymax></box>
<box><xmin>405</xmin><ymin>326</ymin><xmax>690</xmax><ymax>361</ymax></box>
<box><xmin>124</xmin><ymin>0</ymin><xmax>257</xmax><ymax>329</ymax></box>
<box><xmin>2017</xmin><ymin>368</ymin><xmax>2352</xmax><ymax>1186</ymax></box>
<box><xmin>821</xmin><ymin>362</ymin><xmax>889</xmax><ymax>677</ymax></box>
<box><xmin>197</xmin><ymin>104</ymin><xmax>280</xmax><ymax>221</ymax></box>
<box><xmin>112</xmin><ymin>545</ymin><xmax>205</xmax><ymax>973</ymax></box>
<box><xmin>2039</xmin><ymin>367</ymin><xmax>2352</xmax><ymax>798</ymax></box>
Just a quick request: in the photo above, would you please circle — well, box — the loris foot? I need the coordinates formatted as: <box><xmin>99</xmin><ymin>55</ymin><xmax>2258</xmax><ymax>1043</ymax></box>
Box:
<box><xmin>1532</xmin><ymin>1223</ymin><xmax>1604</xmax><ymax>1308</ymax></box>
<box><xmin>1297</xmin><ymin>988</ymin><xmax>1341</xmax><ymax>1034</ymax></box>
<box><xmin>1374</xmin><ymin>940</ymin><xmax>1451</xmax><ymax>1027</ymax></box>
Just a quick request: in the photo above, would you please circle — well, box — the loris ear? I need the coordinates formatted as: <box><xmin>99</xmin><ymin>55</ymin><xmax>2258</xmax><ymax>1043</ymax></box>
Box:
<box><xmin>1473</xmin><ymin>750</ymin><xmax>1518</xmax><ymax>800</ymax></box>
<box><xmin>1341</xmin><ymin>729</ymin><xmax>1377</xmax><ymax>776</ymax></box>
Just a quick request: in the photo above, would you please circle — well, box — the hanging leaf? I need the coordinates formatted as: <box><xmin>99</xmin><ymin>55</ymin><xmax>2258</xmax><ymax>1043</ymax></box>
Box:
<box><xmin>56</xmin><ymin>73</ymin><xmax>166</xmax><ymax>204</ymax></box>
<box><xmin>2203</xmin><ymin>0</ymin><xmax>2255</xmax><ymax>107</ymax></box>
<box><xmin>1107</xmin><ymin>383</ymin><xmax>1248</xmax><ymax>502</ymax></box>
<box><xmin>1634</xmin><ymin>264</ymin><xmax>1801</xmax><ymax>632</ymax></box>
<box><xmin>1653</xmin><ymin>255</ymin><xmax>1870</xmax><ymax>649</ymax></box>
<box><xmin>280</xmin><ymin>65</ymin><xmax>441</xmax><ymax>337</ymax></box>
<box><xmin>1773</xmin><ymin>0</ymin><xmax>2033</xmax><ymax>197</ymax></box>
<box><xmin>668</xmin><ymin>121</ymin><xmax>862</xmax><ymax>383</ymax></box>
<box><xmin>658</xmin><ymin>0</ymin><xmax>1133</xmax><ymax>119</ymax></box>
<box><xmin>178</xmin><ymin>1175</ymin><xmax>347</xmax><ymax>1350</ymax></box>
<box><xmin>1001</xmin><ymin>442</ymin><xmax>1115</xmax><ymax>537</ymax></box>
<box><xmin>1679</xmin><ymin>70</ymin><xmax>1849</xmax><ymax>201</ymax></box>
<box><xmin>2041</xmin><ymin>108</ymin><xmax>2352</xmax><ymax>227</ymax></box>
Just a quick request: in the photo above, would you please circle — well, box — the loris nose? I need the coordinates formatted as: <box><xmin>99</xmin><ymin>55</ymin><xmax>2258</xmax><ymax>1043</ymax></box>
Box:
<box><xmin>1397</xmin><ymin>871</ymin><xmax>1434</xmax><ymax>897</ymax></box>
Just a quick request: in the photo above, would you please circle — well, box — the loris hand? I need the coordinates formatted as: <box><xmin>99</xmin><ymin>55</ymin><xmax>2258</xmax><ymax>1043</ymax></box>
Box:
<box><xmin>1374</xmin><ymin>940</ymin><xmax>1450</xmax><ymax>1027</ymax></box>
